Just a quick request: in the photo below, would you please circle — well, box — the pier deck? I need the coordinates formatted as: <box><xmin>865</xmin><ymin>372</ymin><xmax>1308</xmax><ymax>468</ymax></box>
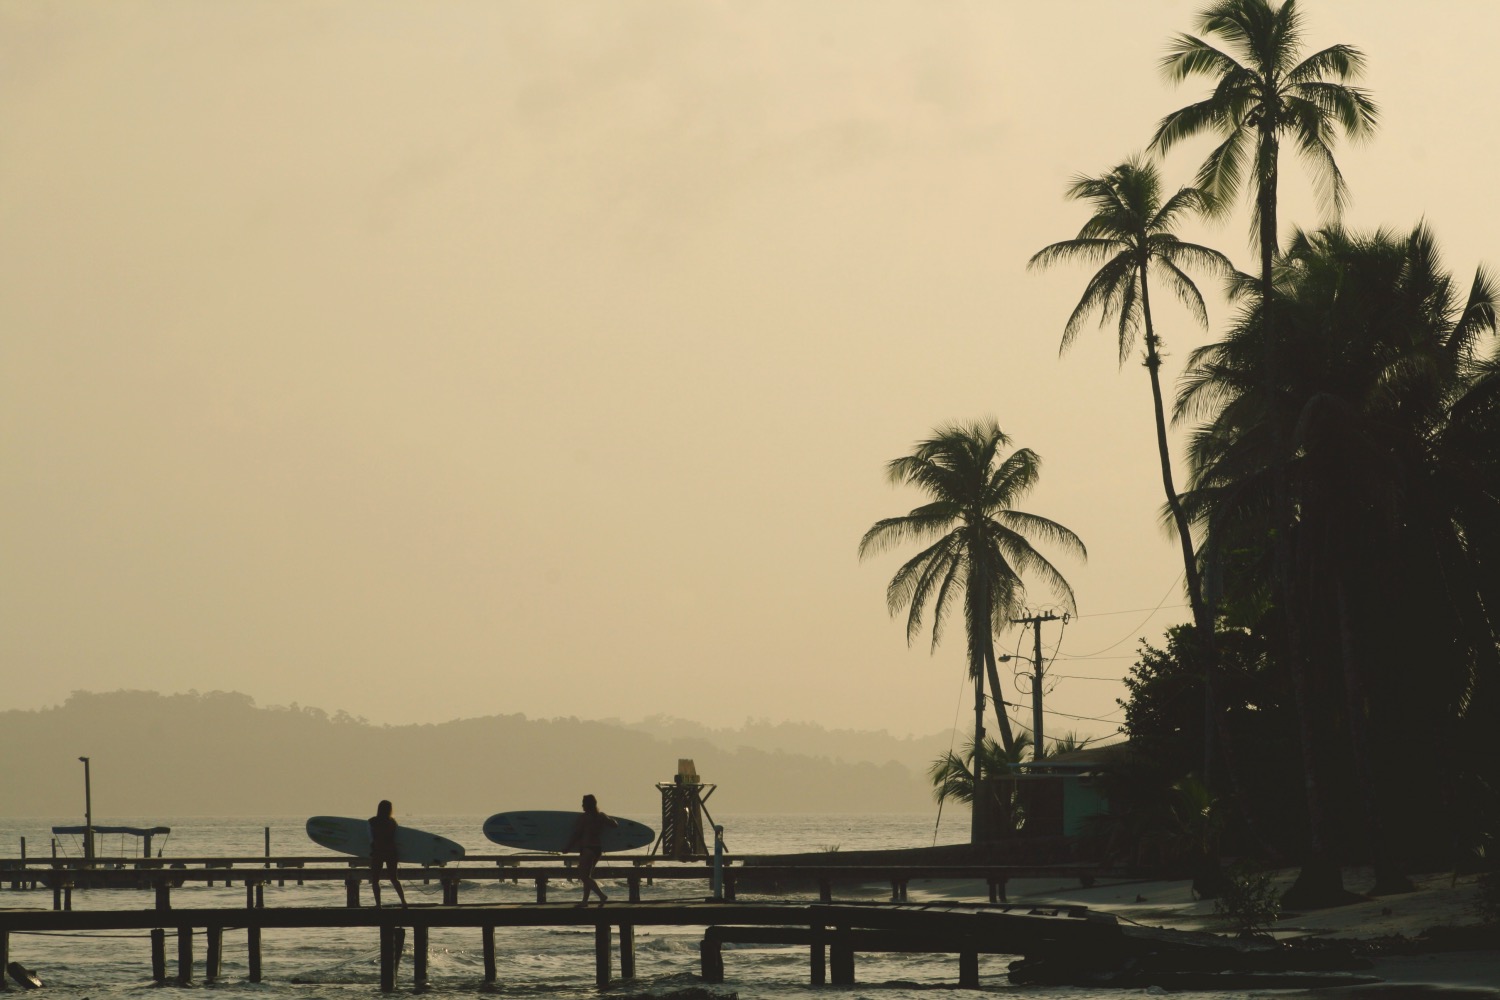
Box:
<box><xmin>0</xmin><ymin>897</ymin><xmax>1114</xmax><ymax>991</ymax></box>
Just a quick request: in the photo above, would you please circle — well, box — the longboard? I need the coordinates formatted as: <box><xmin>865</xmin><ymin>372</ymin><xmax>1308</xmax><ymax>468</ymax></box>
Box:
<box><xmin>483</xmin><ymin>810</ymin><xmax>655</xmax><ymax>853</ymax></box>
<box><xmin>305</xmin><ymin>816</ymin><xmax>466</xmax><ymax>865</ymax></box>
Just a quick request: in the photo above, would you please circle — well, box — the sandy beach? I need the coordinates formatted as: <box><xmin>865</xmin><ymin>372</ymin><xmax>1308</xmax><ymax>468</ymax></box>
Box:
<box><xmin>907</xmin><ymin>867</ymin><xmax>1500</xmax><ymax>991</ymax></box>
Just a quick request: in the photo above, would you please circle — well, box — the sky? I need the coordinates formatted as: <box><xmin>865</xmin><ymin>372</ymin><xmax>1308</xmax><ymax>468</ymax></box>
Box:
<box><xmin>3</xmin><ymin>1</ymin><xmax>1496</xmax><ymax>745</ymax></box>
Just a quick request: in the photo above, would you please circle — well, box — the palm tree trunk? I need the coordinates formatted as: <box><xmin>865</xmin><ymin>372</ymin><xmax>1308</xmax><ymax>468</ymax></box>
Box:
<box><xmin>1258</xmin><ymin>135</ymin><xmax>1343</xmax><ymax>904</ymax></box>
<box><xmin>983</xmin><ymin>640</ymin><xmax>1017</xmax><ymax>755</ymax></box>
<box><xmin>1138</xmin><ymin>272</ymin><xmax>1216</xmax><ymax>773</ymax></box>
<box><xmin>971</xmin><ymin>649</ymin><xmax>987</xmax><ymax>844</ymax></box>
<box><xmin>1336</xmin><ymin>579</ymin><xmax>1413</xmax><ymax>895</ymax></box>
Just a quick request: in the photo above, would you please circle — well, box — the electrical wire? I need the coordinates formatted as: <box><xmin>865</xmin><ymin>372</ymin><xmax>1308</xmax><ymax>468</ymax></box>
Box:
<box><xmin>1061</xmin><ymin>572</ymin><xmax>1184</xmax><ymax>659</ymax></box>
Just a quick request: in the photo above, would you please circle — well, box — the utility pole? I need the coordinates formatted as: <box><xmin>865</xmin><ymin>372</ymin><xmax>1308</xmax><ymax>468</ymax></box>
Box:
<box><xmin>1010</xmin><ymin>612</ymin><xmax>1059</xmax><ymax>760</ymax></box>
<box><xmin>78</xmin><ymin>756</ymin><xmax>93</xmax><ymax>864</ymax></box>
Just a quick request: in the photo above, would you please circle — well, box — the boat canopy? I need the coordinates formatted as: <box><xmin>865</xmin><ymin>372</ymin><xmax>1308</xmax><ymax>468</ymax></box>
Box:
<box><xmin>51</xmin><ymin>825</ymin><xmax>170</xmax><ymax>836</ymax></box>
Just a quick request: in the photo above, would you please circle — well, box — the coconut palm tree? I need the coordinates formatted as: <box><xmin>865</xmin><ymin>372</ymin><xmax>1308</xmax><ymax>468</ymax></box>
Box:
<box><xmin>1151</xmin><ymin>0</ymin><xmax>1377</xmax><ymax>282</ymax></box>
<box><xmin>1177</xmin><ymin>223</ymin><xmax>1500</xmax><ymax>893</ymax></box>
<box><xmin>1029</xmin><ymin>156</ymin><xmax>1232</xmax><ymax>776</ymax></box>
<box><xmin>1152</xmin><ymin>0</ymin><xmax>1377</xmax><ymax>906</ymax></box>
<box><xmin>861</xmin><ymin>421</ymin><xmax>1085</xmax><ymax>839</ymax></box>
<box><xmin>929</xmin><ymin>736</ymin><xmax>1030</xmax><ymax>835</ymax></box>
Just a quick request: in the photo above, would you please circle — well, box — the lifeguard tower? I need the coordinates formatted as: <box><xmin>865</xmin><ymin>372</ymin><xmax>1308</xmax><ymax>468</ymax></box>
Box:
<box><xmin>654</xmin><ymin>759</ymin><xmax>718</xmax><ymax>859</ymax></box>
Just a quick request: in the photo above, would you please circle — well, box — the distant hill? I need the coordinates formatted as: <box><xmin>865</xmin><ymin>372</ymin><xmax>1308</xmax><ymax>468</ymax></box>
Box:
<box><xmin>0</xmin><ymin>691</ymin><xmax>946</xmax><ymax>819</ymax></box>
<box><xmin>616</xmin><ymin>714</ymin><xmax>954</xmax><ymax>775</ymax></box>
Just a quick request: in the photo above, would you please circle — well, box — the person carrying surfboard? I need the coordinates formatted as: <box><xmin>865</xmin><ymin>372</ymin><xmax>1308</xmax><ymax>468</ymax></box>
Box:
<box><xmin>564</xmin><ymin>794</ymin><xmax>617</xmax><ymax>904</ymax></box>
<box><xmin>367</xmin><ymin>800</ymin><xmax>407</xmax><ymax>907</ymax></box>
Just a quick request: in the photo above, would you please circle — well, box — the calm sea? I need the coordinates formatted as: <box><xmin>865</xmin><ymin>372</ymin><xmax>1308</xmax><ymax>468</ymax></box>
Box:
<box><xmin>0</xmin><ymin>814</ymin><xmax>1488</xmax><ymax>999</ymax></box>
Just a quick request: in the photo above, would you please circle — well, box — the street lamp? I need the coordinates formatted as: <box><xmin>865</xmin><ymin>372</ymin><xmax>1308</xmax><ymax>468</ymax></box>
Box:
<box><xmin>78</xmin><ymin>756</ymin><xmax>93</xmax><ymax>863</ymax></box>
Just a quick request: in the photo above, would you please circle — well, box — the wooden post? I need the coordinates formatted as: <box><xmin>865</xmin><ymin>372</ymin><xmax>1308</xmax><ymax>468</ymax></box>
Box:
<box><xmin>156</xmin><ymin>882</ymin><xmax>171</xmax><ymax>910</ymax></box>
<box><xmin>699</xmin><ymin>933</ymin><xmax>723</xmax><ymax>983</ymax></box>
<box><xmin>618</xmin><ymin>923</ymin><xmax>635</xmax><ymax>980</ymax></box>
<box><xmin>248</xmin><ymin>926</ymin><xmax>262</xmax><ymax>983</ymax></box>
<box><xmin>628</xmin><ymin>875</ymin><xmax>641</xmax><ymax>902</ymax></box>
<box><xmin>959</xmin><ymin>948</ymin><xmax>979</xmax><ymax>988</ymax></box>
<box><xmin>809</xmin><ymin>923</ymin><xmax>825</xmax><ymax>985</ymax></box>
<box><xmin>535</xmin><ymin>878</ymin><xmax>548</xmax><ymax>904</ymax></box>
<box><xmin>64</xmin><ymin>886</ymin><xmax>72</xmax><ymax>911</ymax></box>
<box><xmin>177</xmin><ymin>925</ymin><xmax>193</xmax><ymax>984</ymax></box>
<box><xmin>346</xmin><ymin>879</ymin><xmax>360</xmax><ymax>908</ymax></box>
<box><xmin>1</xmin><ymin>928</ymin><xmax>9</xmax><ymax>987</ymax></box>
<box><xmin>150</xmin><ymin>928</ymin><xmax>166</xmax><ymax>982</ymax></box>
<box><xmin>379</xmin><ymin>925</ymin><xmax>395</xmax><ymax>993</ymax></box>
<box><xmin>724</xmin><ymin>870</ymin><xmax>736</xmax><ymax>902</ymax></box>
<box><xmin>51</xmin><ymin>882</ymin><xmax>61</xmax><ymax>912</ymax></box>
<box><xmin>245</xmin><ymin>882</ymin><xmax>255</xmax><ymax>908</ymax></box>
<box><xmin>819</xmin><ymin>878</ymin><xmax>832</xmax><ymax>903</ymax></box>
<box><xmin>206</xmin><ymin>925</ymin><xmax>223</xmax><ymax>983</ymax></box>
<box><xmin>413</xmin><ymin>925</ymin><xmax>428</xmax><ymax>989</ymax></box>
<box><xmin>482</xmin><ymin>925</ymin><xmax>496</xmax><ymax>984</ymax></box>
<box><xmin>593</xmin><ymin>923</ymin><xmax>611</xmax><ymax>988</ymax></box>
<box><xmin>830</xmin><ymin>926</ymin><xmax>854</xmax><ymax>985</ymax></box>
<box><xmin>256</xmin><ymin>882</ymin><xmax>265</xmax><ymax>908</ymax></box>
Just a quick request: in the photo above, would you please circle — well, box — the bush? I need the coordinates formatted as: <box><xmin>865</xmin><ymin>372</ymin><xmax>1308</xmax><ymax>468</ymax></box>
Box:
<box><xmin>1214</xmin><ymin>864</ymin><xmax>1281</xmax><ymax>938</ymax></box>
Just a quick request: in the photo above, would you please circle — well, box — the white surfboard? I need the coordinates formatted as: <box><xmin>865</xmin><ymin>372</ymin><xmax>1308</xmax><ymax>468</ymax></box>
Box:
<box><xmin>305</xmin><ymin>816</ymin><xmax>466</xmax><ymax>865</ymax></box>
<box><xmin>483</xmin><ymin>810</ymin><xmax>655</xmax><ymax>853</ymax></box>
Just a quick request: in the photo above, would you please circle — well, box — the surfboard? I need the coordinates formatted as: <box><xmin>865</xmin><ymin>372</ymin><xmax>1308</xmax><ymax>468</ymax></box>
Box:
<box><xmin>483</xmin><ymin>811</ymin><xmax>655</xmax><ymax>853</ymax></box>
<box><xmin>305</xmin><ymin>816</ymin><xmax>466</xmax><ymax>865</ymax></box>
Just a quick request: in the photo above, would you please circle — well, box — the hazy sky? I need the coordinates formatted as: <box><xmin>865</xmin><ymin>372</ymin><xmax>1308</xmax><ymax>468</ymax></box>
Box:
<box><xmin>3</xmin><ymin>1</ymin><xmax>1495</xmax><ymax>743</ymax></box>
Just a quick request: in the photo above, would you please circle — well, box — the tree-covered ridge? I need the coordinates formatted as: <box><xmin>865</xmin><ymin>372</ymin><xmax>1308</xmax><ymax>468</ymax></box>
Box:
<box><xmin>0</xmin><ymin>690</ymin><xmax>936</xmax><ymax>818</ymax></box>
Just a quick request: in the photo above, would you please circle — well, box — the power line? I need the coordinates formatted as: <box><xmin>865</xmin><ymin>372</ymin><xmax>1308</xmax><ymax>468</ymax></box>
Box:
<box><xmin>1070</xmin><ymin>603</ymin><xmax>1190</xmax><ymax>619</ymax></box>
<box><xmin>1064</xmin><ymin>572</ymin><xmax>1185</xmax><ymax>658</ymax></box>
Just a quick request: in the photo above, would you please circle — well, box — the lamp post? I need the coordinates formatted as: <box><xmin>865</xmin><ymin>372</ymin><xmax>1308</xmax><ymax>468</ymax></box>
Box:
<box><xmin>78</xmin><ymin>756</ymin><xmax>93</xmax><ymax>863</ymax></box>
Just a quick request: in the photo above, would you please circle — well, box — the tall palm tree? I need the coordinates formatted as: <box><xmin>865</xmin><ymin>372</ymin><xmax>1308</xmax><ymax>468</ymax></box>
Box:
<box><xmin>1151</xmin><ymin>0</ymin><xmax>1377</xmax><ymax>283</ymax></box>
<box><xmin>1029</xmin><ymin>156</ymin><xmax>1232</xmax><ymax>776</ymax></box>
<box><xmin>860</xmin><ymin>421</ymin><xmax>1085</xmax><ymax>839</ymax></box>
<box><xmin>1177</xmin><ymin>223</ymin><xmax>1500</xmax><ymax>893</ymax></box>
<box><xmin>1151</xmin><ymin>0</ymin><xmax>1377</xmax><ymax>906</ymax></box>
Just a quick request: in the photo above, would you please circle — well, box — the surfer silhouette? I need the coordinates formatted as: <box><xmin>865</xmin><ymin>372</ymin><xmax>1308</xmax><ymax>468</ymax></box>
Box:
<box><xmin>368</xmin><ymin>800</ymin><xmax>407</xmax><ymax>908</ymax></box>
<box><xmin>564</xmin><ymin>794</ymin><xmax>617</xmax><ymax>904</ymax></box>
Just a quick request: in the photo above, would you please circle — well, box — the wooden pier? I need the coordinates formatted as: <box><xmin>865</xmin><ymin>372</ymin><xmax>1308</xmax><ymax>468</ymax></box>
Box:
<box><xmin>0</xmin><ymin>897</ymin><xmax>1118</xmax><ymax>991</ymax></box>
<box><xmin>0</xmin><ymin>857</ymin><xmax>1381</xmax><ymax>991</ymax></box>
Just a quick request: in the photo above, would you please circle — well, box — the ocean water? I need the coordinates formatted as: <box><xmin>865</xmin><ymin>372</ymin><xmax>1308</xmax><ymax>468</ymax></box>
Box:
<box><xmin>0</xmin><ymin>814</ymin><xmax>1489</xmax><ymax>998</ymax></box>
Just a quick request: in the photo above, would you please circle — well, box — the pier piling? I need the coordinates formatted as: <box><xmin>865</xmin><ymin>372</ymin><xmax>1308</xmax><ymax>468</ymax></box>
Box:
<box><xmin>177</xmin><ymin>925</ymin><xmax>193</xmax><ymax>984</ymax></box>
<box><xmin>482</xmin><ymin>925</ymin><xmax>496</xmax><ymax>984</ymax></box>
<box><xmin>594</xmin><ymin>923</ymin><xmax>611</xmax><ymax>988</ymax></box>
<box><xmin>206</xmin><ymin>925</ymin><xmax>223</xmax><ymax>982</ymax></box>
<box><xmin>248</xmin><ymin>925</ymin><xmax>262</xmax><ymax>982</ymax></box>
<box><xmin>619</xmin><ymin>923</ymin><xmax>635</xmax><ymax>979</ymax></box>
<box><xmin>413</xmin><ymin>925</ymin><xmax>428</xmax><ymax>989</ymax></box>
<box><xmin>150</xmin><ymin>928</ymin><xmax>165</xmax><ymax>981</ymax></box>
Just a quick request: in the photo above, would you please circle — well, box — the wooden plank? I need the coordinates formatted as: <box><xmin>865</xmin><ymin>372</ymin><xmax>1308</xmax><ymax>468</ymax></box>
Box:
<box><xmin>482</xmin><ymin>925</ymin><xmax>496</xmax><ymax>983</ymax></box>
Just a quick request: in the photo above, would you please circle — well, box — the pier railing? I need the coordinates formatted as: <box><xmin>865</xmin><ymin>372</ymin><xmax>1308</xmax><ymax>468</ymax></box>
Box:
<box><xmin>1</xmin><ymin>855</ymin><xmax>1120</xmax><ymax>910</ymax></box>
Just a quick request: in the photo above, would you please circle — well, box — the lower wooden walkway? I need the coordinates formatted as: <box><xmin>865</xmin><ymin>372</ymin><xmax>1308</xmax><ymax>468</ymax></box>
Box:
<box><xmin>0</xmin><ymin>899</ymin><xmax>1117</xmax><ymax>991</ymax></box>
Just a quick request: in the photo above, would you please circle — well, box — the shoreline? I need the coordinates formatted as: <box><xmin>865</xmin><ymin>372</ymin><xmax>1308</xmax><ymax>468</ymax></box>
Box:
<box><xmin>904</xmin><ymin>867</ymin><xmax>1500</xmax><ymax>991</ymax></box>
